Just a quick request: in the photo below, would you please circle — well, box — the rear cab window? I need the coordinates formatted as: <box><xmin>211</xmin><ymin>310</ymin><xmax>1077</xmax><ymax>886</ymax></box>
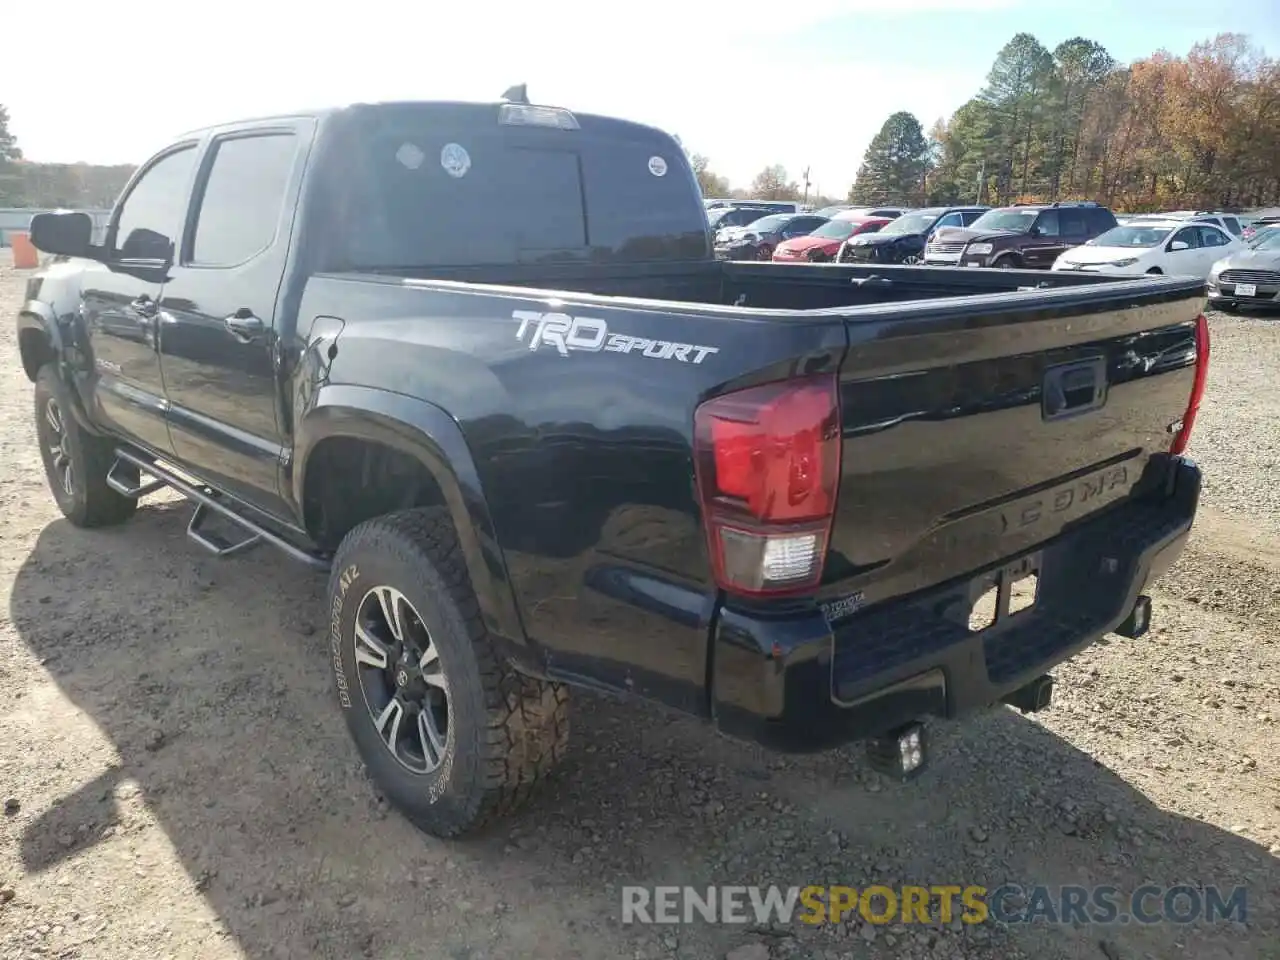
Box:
<box><xmin>320</xmin><ymin>103</ymin><xmax>708</xmax><ymax>270</ymax></box>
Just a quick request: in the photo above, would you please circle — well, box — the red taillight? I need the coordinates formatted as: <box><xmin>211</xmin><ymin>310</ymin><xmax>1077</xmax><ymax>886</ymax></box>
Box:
<box><xmin>1169</xmin><ymin>314</ymin><xmax>1210</xmax><ymax>456</ymax></box>
<box><xmin>693</xmin><ymin>375</ymin><xmax>841</xmax><ymax>597</ymax></box>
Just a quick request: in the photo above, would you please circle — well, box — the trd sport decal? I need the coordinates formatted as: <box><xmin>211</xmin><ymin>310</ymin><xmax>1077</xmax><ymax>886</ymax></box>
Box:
<box><xmin>512</xmin><ymin>310</ymin><xmax>720</xmax><ymax>364</ymax></box>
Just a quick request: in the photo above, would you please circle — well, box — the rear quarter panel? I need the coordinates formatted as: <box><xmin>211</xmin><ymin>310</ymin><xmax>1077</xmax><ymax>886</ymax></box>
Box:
<box><xmin>293</xmin><ymin>273</ymin><xmax>846</xmax><ymax>714</ymax></box>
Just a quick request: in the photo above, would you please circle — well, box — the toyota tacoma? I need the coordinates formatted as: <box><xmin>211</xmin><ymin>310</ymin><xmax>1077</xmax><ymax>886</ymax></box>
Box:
<box><xmin>17</xmin><ymin>95</ymin><xmax>1207</xmax><ymax>837</ymax></box>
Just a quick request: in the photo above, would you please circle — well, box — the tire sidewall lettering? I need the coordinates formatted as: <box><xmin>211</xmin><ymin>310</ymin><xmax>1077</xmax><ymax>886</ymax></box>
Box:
<box><xmin>330</xmin><ymin>563</ymin><xmax>360</xmax><ymax>709</ymax></box>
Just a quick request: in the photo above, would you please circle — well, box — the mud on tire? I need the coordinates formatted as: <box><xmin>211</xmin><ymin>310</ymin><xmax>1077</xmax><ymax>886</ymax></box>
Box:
<box><xmin>33</xmin><ymin>363</ymin><xmax>137</xmax><ymax>528</ymax></box>
<box><xmin>326</xmin><ymin>507</ymin><xmax>569</xmax><ymax>837</ymax></box>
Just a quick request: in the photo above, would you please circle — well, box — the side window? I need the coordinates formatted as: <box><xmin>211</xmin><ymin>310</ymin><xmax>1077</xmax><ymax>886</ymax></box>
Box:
<box><xmin>1059</xmin><ymin>210</ymin><xmax>1089</xmax><ymax>235</ymax></box>
<box><xmin>1170</xmin><ymin>227</ymin><xmax>1200</xmax><ymax>249</ymax></box>
<box><xmin>190</xmin><ymin>134</ymin><xmax>297</xmax><ymax>266</ymax></box>
<box><xmin>1223</xmin><ymin>217</ymin><xmax>1241</xmax><ymax>236</ymax></box>
<box><xmin>1090</xmin><ymin>209</ymin><xmax>1117</xmax><ymax>233</ymax></box>
<box><xmin>961</xmin><ymin>209</ymin><xmax>984</xmax><ymax>225</ymax></box>
<box><xmin>1198</xmin><ymin>226</ymin><xmax>1229</xmax><ymax>248</ymax></box>
<box><xmin>1035</xmin><ymin>210</ymin><xmax>1060</xmax><ymax>236</ymax></box>
<box><xmin>111</xmin><ymin>146</ymin><xmax>198</xmax><ymax>260</ymax></box>
<box><xmin>934</xmin><ymin>212</ymin><xmax>964</xmax><ymax>229</ymax></box>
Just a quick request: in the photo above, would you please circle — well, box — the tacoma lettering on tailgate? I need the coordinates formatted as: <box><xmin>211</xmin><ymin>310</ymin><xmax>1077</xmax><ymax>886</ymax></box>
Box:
<box><xmin>1001</xmin><ymin>465</ymin><xmax>1129</xmax><ymax>532</ymax></box>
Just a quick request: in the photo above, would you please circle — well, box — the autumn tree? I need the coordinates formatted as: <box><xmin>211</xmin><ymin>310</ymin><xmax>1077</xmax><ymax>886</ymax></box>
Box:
<box><xmin>748</xmin><ymin>164</ymin><xmax>800</xmax><ymax>201</ymax></box>
<box><xmin>849</xmin><ymin>111</ymin><xmax>930</xmax><ymax>204</ymax></box>
<box><xmin>688</xmin><ymin>153</ymin><xmax>731</xmax><ymax>198</ymax></box>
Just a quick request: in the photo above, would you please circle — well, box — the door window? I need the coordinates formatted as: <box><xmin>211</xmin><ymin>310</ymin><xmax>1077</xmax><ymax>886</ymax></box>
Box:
<box><xmin>935</xmin><ymin>212</ymin><xmax>964</xmax><ymax>229</ymax></box>
<box><xmin>1058</xmin><ymin>209</ymin><xmax>1089</xmax><ymax>236</ymax></box>
<box><xmin>1169</xmin><ymin>227</ymin><xmax>1200</xmax><ymax>249</ymax></box>
<box><xmin>961</xmin><ymin>210</ymin><xmax>985</xmax><ymax>225</ymax></box>
<box><xmin>1033</xmin><ymin>210</ymin><xmax>1060</xmax><ymax>236</ymax></box>
<box><xmin>190</xmin><ymin>134</ymin><xmax>298</xmax><ymax>266</ymax></box>
<box><xmin>111</xmin><ymin>145</ymin><xmax>198</xmax><ymax>261</ymax></box>
<box><xmin>1223</xmin><ymin>217</ymin><xmax>1241</xmax><ymax>236</ymax></box>
<box><xmin>1196</xmin><ymin>226</ymin><xmax>1230</xmax><ymax>248</ymax></box>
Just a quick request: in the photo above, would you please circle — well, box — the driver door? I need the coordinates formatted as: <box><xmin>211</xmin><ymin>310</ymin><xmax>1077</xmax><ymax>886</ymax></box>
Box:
<box><xmin>1023</xmin><ymin>209</ymin><xmax>1062</xmax><ymax>267</ymax></box>
<box><xmin>80</xmin><ymin>143</ymin><xmax>199</xmax><ymax>455</ymax></box>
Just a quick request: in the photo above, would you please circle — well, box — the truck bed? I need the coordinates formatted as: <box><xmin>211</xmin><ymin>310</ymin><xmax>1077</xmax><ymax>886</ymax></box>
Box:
<box><xmin>304</xmin><ymin>262</ymin><xmax>1206</xmax><ymax>715</ymax></box>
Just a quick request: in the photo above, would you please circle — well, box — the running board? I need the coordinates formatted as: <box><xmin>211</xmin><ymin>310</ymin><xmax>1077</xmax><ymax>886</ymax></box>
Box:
<box><xmin>111</xmin><ymin>449</ymin><xmax>330</xmax><ymax>570</ymax></box>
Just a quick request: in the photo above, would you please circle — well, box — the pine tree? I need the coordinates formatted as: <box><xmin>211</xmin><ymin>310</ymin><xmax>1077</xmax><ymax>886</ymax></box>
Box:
<box><xmin>848</xmin><ymin>112</ymin><xmax>929</xmax><ymax>205</ymax></box>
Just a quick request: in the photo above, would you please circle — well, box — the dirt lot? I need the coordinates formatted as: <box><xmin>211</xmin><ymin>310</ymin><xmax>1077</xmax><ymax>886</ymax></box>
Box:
<box><xmin>0</xmin><ymin>251</ymin><xmax>1277</xmax><ymax>960</ymax></box>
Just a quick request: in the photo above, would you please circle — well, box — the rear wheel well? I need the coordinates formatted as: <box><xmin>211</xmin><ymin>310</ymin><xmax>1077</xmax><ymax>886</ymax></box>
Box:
<box><xmin>19</xmin><ymin>325</ymin><xmax>56</xmax><ymax>382</ymax></box>
<box><xmin>303</xmin><ymin>437</ymin><xmax>448</xmax><ymax>551</ymax></box>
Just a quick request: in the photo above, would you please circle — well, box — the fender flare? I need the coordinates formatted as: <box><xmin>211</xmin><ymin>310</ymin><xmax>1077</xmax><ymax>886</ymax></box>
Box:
<box><xmin>17</xmin><ymin>299</ymin><xmax>65</xmax><ymax>379</ymax></box>
<box><xmin>17</xmin><ymin>300</ymin><xmax>102</xmax><ymax>434</ymax></box>
<box><xmin>294</xmin><ymin>383</ymin><xmax>531</xmax><ymax>654</ymax></box>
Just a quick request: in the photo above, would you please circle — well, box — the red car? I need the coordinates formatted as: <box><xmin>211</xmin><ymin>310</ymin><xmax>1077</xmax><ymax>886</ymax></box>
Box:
<box><xmin>772</xmin><ymin>214</ymin><xmax>891</xmax><ymax>262</ymax></box>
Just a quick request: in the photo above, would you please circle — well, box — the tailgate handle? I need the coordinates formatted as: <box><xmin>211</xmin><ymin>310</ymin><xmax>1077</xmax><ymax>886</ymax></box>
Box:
<box><xmin>1042</xmin><ymin>358</ymin><xmax>1107</xmax><ymax>420</ymax></box>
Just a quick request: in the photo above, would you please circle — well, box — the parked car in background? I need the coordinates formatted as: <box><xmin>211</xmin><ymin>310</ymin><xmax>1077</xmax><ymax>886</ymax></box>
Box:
<box><xmin>1125</xmin><ymin>210</ymin><xmax>1245</xmax><ymax>238</ymax></box>
<box><xmin>1208</xmin><ymin>227</ymin><xmax>1280</xmax><ymax>312</ymax></box>
<box><xmin>714</xmin><ymin>212</ymin><xmax>828</xmax><ymax>260</ymax></box>
<box><xmin>837</xmin><ymin>206</ymin><xmax>987</xmax><ymax>264</ymax></box>
<box><xmin>1052</xmin><ymin>219</ymin><xmax>1239</xmax><ymax>277</ymax></box>
<box><xmin>707</xmin><ymin>204</ymin><xmax>790</xmax><ymax>231</ymax></box>
<box><xmin>772</xmin><ymin>213</ymin><xmax>890</xmax><ymax>262</ymax></box>
<box><xmin>927</xmin><ymin>202</ymin><xmax>1117</xmax><ymax>269</ymax></box>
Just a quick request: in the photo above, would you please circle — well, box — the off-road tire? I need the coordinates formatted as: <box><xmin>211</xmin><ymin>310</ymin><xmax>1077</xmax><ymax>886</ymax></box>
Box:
<box><xmin>326</xmin><ymin>507</ymin><xmax>569</xmax><ymax>837</ymax></box>
<box><xmin>33</xmin><ymin>363</ymin><xmax>137</xmax><ymax>528</ymax></box>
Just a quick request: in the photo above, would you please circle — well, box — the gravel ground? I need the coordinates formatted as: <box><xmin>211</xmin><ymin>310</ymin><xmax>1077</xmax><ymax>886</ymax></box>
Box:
<box><xmin>1</xmin><ymin>251</ymin><xmax>1278</xmax><ymax>960</ymax></box>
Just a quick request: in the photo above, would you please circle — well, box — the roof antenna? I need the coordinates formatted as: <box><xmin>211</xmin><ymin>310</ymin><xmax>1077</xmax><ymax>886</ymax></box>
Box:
<box><xmin>501</xmin><ymin>83</ymin><xmax>529</xmax><ymax>104</ymax></box>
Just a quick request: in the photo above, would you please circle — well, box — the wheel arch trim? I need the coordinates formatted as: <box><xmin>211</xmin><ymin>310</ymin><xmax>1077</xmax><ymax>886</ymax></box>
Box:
<box><xmin>294</xmin><ymin>383</ymin><xmax>531</xmax><ymax>653</ymax></box>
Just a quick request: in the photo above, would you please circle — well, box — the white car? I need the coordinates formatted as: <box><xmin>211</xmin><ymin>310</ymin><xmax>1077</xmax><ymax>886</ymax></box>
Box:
<box><xmin>1052</xmin><ymin>220</ymin><xmax>1241</xmax><ymax>278</ymax></box>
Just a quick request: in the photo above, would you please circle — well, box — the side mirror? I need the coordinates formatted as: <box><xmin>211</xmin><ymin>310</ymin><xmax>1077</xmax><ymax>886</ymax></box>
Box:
<box><xmin>1169</xmin><ymin>240</ymin><xmax>1190</xmax><ymax>251</ymax></box>
<box><xmin>1028</xmin><ymin>226</ymin><xmax>1042</xmax><ymax>238</ymax></box>
<box><xmin>29</xmin><ymin>211</ymin><xmax>93</xmax><ymax>259</ymax></box>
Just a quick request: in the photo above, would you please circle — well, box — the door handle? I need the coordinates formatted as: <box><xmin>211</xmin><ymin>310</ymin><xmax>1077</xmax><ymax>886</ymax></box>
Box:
<box><xmin>223</xmin><ymin>308</ymin><xmax>264</xmax><ymax>343</ymax></box>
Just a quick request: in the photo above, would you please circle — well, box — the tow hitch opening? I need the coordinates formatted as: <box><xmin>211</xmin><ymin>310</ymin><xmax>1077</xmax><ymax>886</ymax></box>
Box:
<box><xmin>866</xmin><ymin>721</ymin><xmax>928</xmax><ymax>781</ymax></box>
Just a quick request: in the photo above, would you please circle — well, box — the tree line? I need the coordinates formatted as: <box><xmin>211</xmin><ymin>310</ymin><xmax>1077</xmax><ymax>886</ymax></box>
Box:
<box><xmin>694</xmin><ymin>31</ymin><xmax>1280</xmax><ymax>212</ymax></box>
<box><xmin>0</xmin><ymin>106</ymin><xmax>134</xmax><ymax>208</ymax></box>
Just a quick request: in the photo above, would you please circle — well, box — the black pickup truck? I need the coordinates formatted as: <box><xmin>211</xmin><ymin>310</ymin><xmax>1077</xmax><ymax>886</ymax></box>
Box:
<box><xmin>17</xmin><ymin>96</ymin><xmax>1208</xmax><ymax>838</ymax></box>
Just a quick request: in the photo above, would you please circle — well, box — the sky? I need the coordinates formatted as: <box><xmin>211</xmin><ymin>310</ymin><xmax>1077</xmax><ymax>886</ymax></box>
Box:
<box><xmin>7</xmin><ymin>0</ymin><xmax>1280</xmax><ymax>197</ymax></box>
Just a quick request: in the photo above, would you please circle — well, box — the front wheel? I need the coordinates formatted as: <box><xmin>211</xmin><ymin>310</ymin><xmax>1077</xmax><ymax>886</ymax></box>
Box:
<box><xmin>994</xmin><ymin>255</ymin><xmax>1021</xmax><ymax>270</ymax></box>
<box><xmin>757</xmin><ymin>245</ymin><xmax>775</xmax><ymax>261</ymax></box>
<box><xmin>327</xmin><ymin>507</ymin><xmax>569</xmax><ymax>837</ymax></box>
<box><xmin>33</xmin><ymin>363</ymin><xmax>137</xmax><ymax>528</ymax></box>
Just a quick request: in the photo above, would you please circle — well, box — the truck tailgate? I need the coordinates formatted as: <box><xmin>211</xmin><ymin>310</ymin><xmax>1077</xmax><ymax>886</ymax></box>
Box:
<box><xmin>822</xmin><ymin>286</ymin><xmax>1203</xmax><ymax>609</ymax></box>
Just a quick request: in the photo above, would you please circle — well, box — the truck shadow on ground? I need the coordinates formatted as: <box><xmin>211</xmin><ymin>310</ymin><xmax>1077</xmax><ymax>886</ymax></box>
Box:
<box><xmin>9</xmin><ymin>505</ymin><xmax>1278</xmax><ymax>960</ymax></box>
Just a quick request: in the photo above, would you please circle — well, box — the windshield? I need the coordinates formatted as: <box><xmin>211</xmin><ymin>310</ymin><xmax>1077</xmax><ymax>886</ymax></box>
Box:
<box><xmin>968</xmin><ymin>209</ymin><xmax>1040</xmax><ymax>233</ymax></box>
<box><xmin>1087</xmin><ymin>224</ymin><xmax>1174</xmax><ymax>248</ymax></box>
<box><xmin>1253</xmin><ymin>230</ymin><xmax>1280</xmax><ymax>252</ymax></box>
<box><xmin>743</xmin><ymin>214</ymin><xmax>790</xmax><ymax>233</ymax></box>
<box><xmin>879</xmin><ymin>211</ymin><xmax>939</xmax><ymax>236</ymax></box>
<box><xmin>808</xmin><ymin>219</ymin><xmax>858</xmax><ymax>240</ymax></box>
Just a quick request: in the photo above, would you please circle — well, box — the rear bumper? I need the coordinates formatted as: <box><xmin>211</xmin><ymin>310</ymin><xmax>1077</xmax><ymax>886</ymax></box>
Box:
<box><xmin>710</xmin><ymin>458</ymin><xmax>1201</xmax><ymax>753</ymax></box>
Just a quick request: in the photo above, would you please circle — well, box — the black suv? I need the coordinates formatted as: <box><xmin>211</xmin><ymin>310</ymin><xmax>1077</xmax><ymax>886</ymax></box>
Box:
<box><xmin>928</xmin><ymin>202</ymin><xmax>1118</xmax><ymax>269</ymax></box>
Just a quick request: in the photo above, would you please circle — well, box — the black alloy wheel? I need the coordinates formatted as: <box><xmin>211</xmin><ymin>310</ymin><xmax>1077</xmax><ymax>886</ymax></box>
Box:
<box><xmin>352</xmin><ymin>584</ymin><xmax>451</xmax><ymax>774</ymax></box>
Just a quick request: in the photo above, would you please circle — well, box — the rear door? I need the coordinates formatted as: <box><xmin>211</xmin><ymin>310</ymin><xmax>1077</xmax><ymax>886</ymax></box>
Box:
<box><xmin>80</xmin><ymin>143</ymin><xmax>199</xmax><ymax>454</ymax></box>
<box><xmin>1194</xmin><ymin>225</ymin><xmax>1234</xmax><ymax>275</ymax></box>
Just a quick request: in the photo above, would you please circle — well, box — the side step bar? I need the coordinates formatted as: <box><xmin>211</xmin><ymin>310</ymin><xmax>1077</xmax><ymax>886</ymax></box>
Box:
<box><xmin>110</xmin><ymin>448</ymin><xmax>329</xmax><ymax>570</ymax></box>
